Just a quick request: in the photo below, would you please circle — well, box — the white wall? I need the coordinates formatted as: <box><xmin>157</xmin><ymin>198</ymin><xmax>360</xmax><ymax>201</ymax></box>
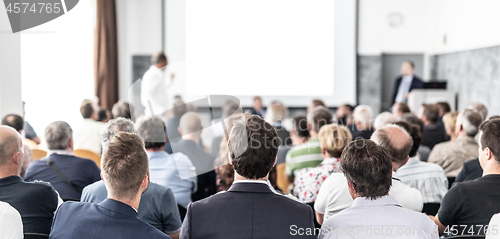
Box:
<box><xmin>116</xmin><ymin>0</ymin><xmax>163</xmax><ymax>100</ymax></box>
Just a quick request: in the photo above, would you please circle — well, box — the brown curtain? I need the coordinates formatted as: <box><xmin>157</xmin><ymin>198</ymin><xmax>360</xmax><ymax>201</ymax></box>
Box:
<box><xmin>94</xmin><ymin>0</ymin><xmax>118</xmax><ymax>110</ymax></box>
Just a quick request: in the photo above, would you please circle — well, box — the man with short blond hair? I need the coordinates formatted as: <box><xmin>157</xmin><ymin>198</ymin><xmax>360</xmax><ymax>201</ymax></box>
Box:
<box><xmin>50</xmin><ymin>132</ymin><xmax>169</xmax><ymax>239</ymax></box>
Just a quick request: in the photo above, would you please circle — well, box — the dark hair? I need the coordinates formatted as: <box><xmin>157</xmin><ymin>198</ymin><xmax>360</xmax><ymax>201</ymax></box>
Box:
<box><xmin>292</xmin><ymin>115</ymin><xmax>309</xmax><ymax>138</ymax></box>
<box><xmin>97</xmin><ymin>109</ymin><xmax>109</xmax><ymax>122</ymax></box>
<box><xmin>308</xmin><ymin>106</ymin><xmax>333</xmax><ymax>133</ymax></box>
<box><xmin>311</xmin><ymin>99</ymin><xmax>325</xmax><ymax>108</ymax></box>
<box><xmin>341</xmin><ymin>139</ymin><xmax>393</xmax><ymax>199</ymax></box>
<box><xmin>80</xmin><ymin>101</ymin><xmax>94</xmax><ymax>119</ymax></box>
<box><xmin>371</xmin><ymin>125</ymin><xmax>413</xmax><ymax>163</ymax></box>
<box><xmin>228</xmin><ymin>114</ymin><xmax>279</xmax><ymax>179</ymax></box>
<box><xmin>422</xmin><ymin>104</ymin><xmax>440</xmax><ymax>124</ymax></box>
<box><xmin>342</xmin><ymin>104</ymin><xmax>354</xmax><ymax>112</ymax></box>
<box><xmin>102</xmin><ymin>132</ymin><xmax>149</xmax><ymax>199</ymax></box>
<box><xmin>112</xmin><ymin>101</ymin><xmax>132</xmax><ymax>119</ymax></box>
<box><xmin>394</xmin><ymin>121</ymin><xmax>421</xmax><ymax>157</ymax></box>
<box><xmin>1</xmin><ymin>114</ymin><xmax>24</xmax><ymax>132</ymax></box>
<box><xmin>436</xmin><ymin>102</ymin><xmax>451</xmax><ymax>114</ymax></box>
<box><xmin>136</xmin><ymin>116</ymin><xmax>167</xmax><ymax>150</ymax></box>
<box><xmin>479</xmin><ymin>118</ymin><xmax>500</xmax><ymax>163</ymax></box>
<box><xmin>396</xmin><ymin>103</ymin><xmax>411</xmax><ymax>114</ymax></box>
<box><xmin>405</xmin><ymin>60</ymin><xmax>415</xmax><ymax>69</ymax></box>
<box><xmin>401</xmin><ymin>113</ymin><xmax>425</xmax><ymax>134</ymax></box>
<box><xmin>151</xmin><ymin>51</ymin><xmax>167</xmax><ymax>65</ymax></box>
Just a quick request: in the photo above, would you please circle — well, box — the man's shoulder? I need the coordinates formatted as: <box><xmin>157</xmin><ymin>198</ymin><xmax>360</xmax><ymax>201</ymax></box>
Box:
<box><xmin>288</xmin><ymin>143</ymin><xmax>321</xmax><ymax>157</ymax></box>
<box><xmin>18</xmin><ymin>178</ymin><xmax>57</xmax><ymax>194</ymax></box>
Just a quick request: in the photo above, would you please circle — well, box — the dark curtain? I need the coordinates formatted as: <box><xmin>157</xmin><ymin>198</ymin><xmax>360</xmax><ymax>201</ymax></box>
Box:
<box><xmin>94</xmin><ymin>0</ymin><xmax>118</xmax><ymax>110</ymax></box>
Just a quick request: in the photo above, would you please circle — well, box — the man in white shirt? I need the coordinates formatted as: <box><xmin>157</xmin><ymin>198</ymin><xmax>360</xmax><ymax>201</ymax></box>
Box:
<box><xmin>0</xmin><ymin>201</ymin><xmax>23</xmax><ymax>239</ymax></box>
<box><xmin>318</xmin><ymin>139</ymin><xmax>438</xmax><ymax>239</ymax></box>
<box><xmin>73</xmin><ymin>99</ymin><xmax>105</xmax><ymax>155</ymax></box>
<box><xmin>391</xmin><ymin>61</ymin><xmax>423</xmax><ymax>104</ymax></box>
<box><xmin>141</xmin><ymin>52</ymin><xmax>175</xmax><ymax>116</ymax></box>
<box><xmin>315</xmin><ymin>124</ymin><xmax>423</xmax><ymax>224</ymax></box>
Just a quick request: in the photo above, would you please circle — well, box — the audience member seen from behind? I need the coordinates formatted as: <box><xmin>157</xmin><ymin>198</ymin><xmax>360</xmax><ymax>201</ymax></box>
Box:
<box><xmin>335</xmin><ymin>104</ymin><xmax>353</xmax><ymax>126</ymax></box>
<box><xmin>307</xmin><ymin>99</ymin><xmax>326</xmax><ymax>113</ymax></box>
<box><xmin>318</xmin><ymin>139</ymin><xmax>438</xmax><ymax>239</ymax></box>
<box><xmin>286</xmin><ymin>106</ymin><xmax>332</xmax><ymax>183</ymax></box>
<box><xmin>73</xmin><ymin>99</ymin><xmax>105</xmax><ymax>155</ymax></box>
<box><xmin>112</xmin><ymin>100</ymin><xmax>132</xmax><ymax>119</ymax></box>
<box><xmin>1</xmin><ymin>114</ymin><xmax>33</xmax><ymax>177</ymax></box>
<box><xmin>430</xmin><ymin>118</ymin><xmax>500</xmax><ymax>236</ymax></box>
<box><xmin>180</xmin><ymin>114</ymin><xmax>316</xmax><ymax>239</ymax></box>
<box><xmin>166</xmin><ymin>98</ymin><xmax>188</xmax><ymax>142</ymax></box>
<box><xmin>80</xmin><ymin>117</ymin><xmax>182</xmax><ymax>239</ymax></box>
<box><xmin>136</xmin><ymin>116</ymin><xmax>197</xmax><ymax>213</ymax></box>
<box><xmin>442</xmin><ymin>111</ymin><xmax>459</xmax><ymax>141</ymax></box>
<box><xmin>265</xmin><ymin>101</ymin><xmax>292</xmax><ymax>146</ymax></box>
<box><xmin>419</xmin><ymin>104</ymin><xmax>447</xmax><ymax>149</ymax></box>
<box><xmin>24</xmin><ymin>121</ymin><xmax>101</xmax><ymax>201</ymax></box>
<box><xmin>49</xmin><ymin>132</ymin><xmax>169</xmax><ymax>239</ymax></box>
<box><xmin>0</xmin><ymin>126</ymin><xmax>61</xmax><ymax>235</ymax></box>
<box><xmin>373</xmin><ymin>111</ymin><xmax>397</xmax><ymax>130</ymax></box>
<box><xmin>436</xmin><ymin>102</ymin><xmax>451</xmax><ymax>128</ymax></box>
<box><xmin>393</xmin><ymin>121</ymin><xmax>448</xmax><ymax>216</ymax></box>
<box><xmin>350</xmin><ymin>105</ymin><xmax>374</xmax><ymax>139</ymax></box>
<box><xmin>401</xmin><ymin>113</ymin><xmax>432</xmax><ymax>162</ymax></box>
<box><xmin>428</xmin><ymin>109</ymin><xmax>482</xmax><ymax>178</ymax></box>
<box><xmin>392</xmin><ymin>102</ymin><xmax>411</xmax><ymax>120</ymax></box>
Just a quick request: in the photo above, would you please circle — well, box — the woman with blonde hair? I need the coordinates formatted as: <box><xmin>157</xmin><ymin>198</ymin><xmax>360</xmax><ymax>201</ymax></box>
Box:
<box><xmin>443</xmin><ymin>111</ymin><xmax>459</xmax><ymax>141</ymax></box>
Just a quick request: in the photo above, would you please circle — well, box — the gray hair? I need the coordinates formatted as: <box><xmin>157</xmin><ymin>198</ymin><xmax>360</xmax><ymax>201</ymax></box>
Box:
<box><xmin>45</xmin><ymin>121</ymin><xmax>72</xmax><ymax>150</ymax></box>
<box><xmin>459</xmin><ymin>109</ymin><xmax>483</xmax><ymax>137</ymax></box>
<box><xmin>265</xmin><ymin>102</ymin><xmax>288</xmax><ymax>123</ymax></box>
<box><xmin>353</xmin><ymin>105</ymin><xmax>374</xmax><ymax>127</ymax></box>
<box><xmin>135</xmin><ymin>115</ymin><xmax>167</xmax><ymax>149</ymax></box>
<box><xmin>373</xmin><ymin>112</ymin><xmax>397</xmax><ymax>130</ymax></box>
<box><xmin>468</xmin><ymin>102</ymin><xmax>488</xmax><ymax>121</ymax></box>
<box><xmin>100</xmin><ymin>117</ymin><xmax>137</xmax><ymax>148</ymax></box>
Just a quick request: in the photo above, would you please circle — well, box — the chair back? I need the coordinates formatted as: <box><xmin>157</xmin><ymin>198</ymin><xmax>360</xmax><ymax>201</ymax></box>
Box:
<box><xmin>24</xmin><ymin>233</ymin><xmax>49</xmax><ymax>239</ymax></box>
<box><xmin>73</xmin><ymin>149</ymin><xmax>101</xmax><ymax>168</ymax></box>
<box><xmin>23</xmin><ymin>138</ymin><xmax>38</xmax><ymax>149</ymax></box>
<box><xmin>276</xmin><ymin>163</ymin><xmax>291</xmax><ymax>194</ymax></box>
<box><xmin>31</xmin><ymin>149</ymin><xmax>47</xmax><ymax>161</ymax></box>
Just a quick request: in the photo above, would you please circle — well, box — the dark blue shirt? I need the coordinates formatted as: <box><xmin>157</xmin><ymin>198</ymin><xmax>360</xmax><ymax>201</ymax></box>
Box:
<box><xmin>0</xmin><ymin>176</ymin><xmax>59</xmax><ymax>234</ymax></box>
<box><xmin>24</xmin><ymin>153</ymin><xmax>101</xmax><ymax>201</ymax></box>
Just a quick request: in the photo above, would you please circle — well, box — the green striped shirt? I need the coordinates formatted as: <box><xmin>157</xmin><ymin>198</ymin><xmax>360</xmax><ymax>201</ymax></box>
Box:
<box><xmin>285</xmin><ymin>138</ymin><xmax>323</xmax><ymax>176</ymax></box>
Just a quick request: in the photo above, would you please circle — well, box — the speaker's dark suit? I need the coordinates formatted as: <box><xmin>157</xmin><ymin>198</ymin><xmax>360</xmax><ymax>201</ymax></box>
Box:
<box><xmin>391</xmin><ymin>75</ymin><xmax>424</xmax><ymax>104</ymax></box>
<box><xmin>180</xmin><ymin>181</ymin><xmax>315</xmax><ymax>239</ymax></box>
<box><xmin>49</xmin><ymin>199</ymin><xmax>170</xmax><ymax>239</ymax></box>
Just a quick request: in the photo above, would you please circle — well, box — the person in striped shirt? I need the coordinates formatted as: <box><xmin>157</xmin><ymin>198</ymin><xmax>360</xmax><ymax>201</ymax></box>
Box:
<box><xmin>286</xmin><ymin>106</ymin><xmax>332</xmax><ymax>183</ymax></box>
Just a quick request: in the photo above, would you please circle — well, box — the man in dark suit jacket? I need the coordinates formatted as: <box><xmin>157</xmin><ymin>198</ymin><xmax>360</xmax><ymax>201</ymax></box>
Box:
<box><xmin>180</xmin><ymin>114</ymin><xmax>315</xmax><ymax>239</ymax></box>
<box><xmin>392</xmin><ymin>61</ymin><xmax>423</xmax><ymax>104</ymax></box>
<box><xmin>173</xmin><ymin>112</ymin><xmax>216</xmax><ymax>201</ymax></box>
<box><xmin>49</xmin><ymin>132</ymin><xmax>169</xmax><ymax>239</ymax></box>
<box><xmin>24</xmin><ymin>121</ymin><xmax>101</xmax><ymax>201</ymax></box>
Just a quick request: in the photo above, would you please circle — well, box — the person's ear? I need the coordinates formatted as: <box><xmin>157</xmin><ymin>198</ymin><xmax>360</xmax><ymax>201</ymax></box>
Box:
<box><xmin>321</xmin><ymin>147</ymin><xmax>326</xmax><ymax>156</ymax></box>
<box><xmin>68</xmin><ymin>138</ymin><xmax>73</xmax><ymax>150</ymax></box>
<box><xmin>486</xmin><ymin>147</ymin><xmax>493</xmax><ymax>161</ymax></box>
<box><xmin>178</xmin><ymin>127</ymin><xmax>183</xmax><ymax>136</ymax></box>
<box><xmin>346</xmin><ymin>180</ymin><xmax>357</xmax><ymax>200</ymax></box>
<box><xmin>228</xmin><ymin>152</ymin><xmax>233</xmax><ymax>165</ymax></box>
<box><xmin>401</xmin><ymin>156</ymin><xmax>409</xmax><ymax>168</ymax></box>
<box><xmin>141</xmin><ymin>174</ymin><xmax>149</xmax><ymax>190</ymax></box>
<box><xmin>100</xmin><ymin>172</ymin><xmax>104</xmax><ymax>181</ymax></box>
<box><xmin>12</xmin><ymin>151</ymin><xmax>21</xmax><ymax>165</ymax></box>
<box><xmin>307</xmin><ymin>123</ymin><xmax>312</xmax><ymax>131</ymax></box>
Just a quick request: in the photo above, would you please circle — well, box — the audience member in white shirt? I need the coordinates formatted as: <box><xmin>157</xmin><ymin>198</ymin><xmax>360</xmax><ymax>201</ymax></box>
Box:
<box><xmin>73</xmin><ymin>99</ymin><xmax>105</xmax><ymax>155</ymax></box>
<box><xmin>0</xmin><ymin>201</ymin><xmax>23</xmax><ymax>239</ymax></box>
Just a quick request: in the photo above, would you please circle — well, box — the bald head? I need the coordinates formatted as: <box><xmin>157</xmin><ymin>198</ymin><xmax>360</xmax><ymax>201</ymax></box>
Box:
<box><xmin>0</xmin><ymin>126</ymin><xmax>23</xmax><ymax>167</ymax></box>
<box><xmin>371</xmin><ymin>124</ymin><xmax>413</xmax><ymax>164</ymax></box>
<box><xmin>179</xmin><ymin>112</ymin><xmax>202</xmax><ymax>136</ymax></box>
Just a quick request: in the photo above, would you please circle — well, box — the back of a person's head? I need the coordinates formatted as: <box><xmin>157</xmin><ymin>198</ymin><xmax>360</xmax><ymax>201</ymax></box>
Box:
<box><xmin>307</xmin><ymin>106</ymin><xmax>333</xmax><ymax>133</ymax></box>
<box><xmin>318</xmin><ymin>124</ymin><xmax>352</xmax><ymax>158</ymax></box>
<box><xmin>265</xmin><ymin>101</ymin><xmax>287</xmax><ymax>123</ymax></box>
<box><xmin>102</xmin><ymin>132</ymin><xmax>149</xmax><ymax>199</ymax></box>
<box><xmin>370</xmin><ymin>124</ymin><xmax>413</xmax><ymax>163</ymax></box>
<box><xmin>340</xmin><ymin>139</ymin><xmax>392</xmax><ymax>199</ymax></box>
<box><xmin>179</xmin><ymin>112</ymin><xmax>202</xmax><ymax>135</ymax></box>
<box><xmin>97</xmin><ymin>109</ymin><xmax>109</xmax><ymax>122</ymax></box>
<box><xmin>311</xmin><ymin>99</ymin><xmax>325</xmax><ymax>108</ymax></box>
<box><xmin>352</xmin><ymin>105</ymin><xmax>374</xmax><ymax>125</ymax></box>
<box><xmin>469</xmin><ymin>102</ymin><xmax>488</xmax><ymax>121</ymax></box>
<box><xmin>222</xmin><ymin>101</ymin><xmax>240</xmax><ymax>118</ymax></box>
<box><xmin>292</xmin><ymin>115</ymin><xmax>309</xmax><ymax>138</ymax></box>
<box><xmin>172</xmin><ymin>98</ymin><xmax>187</xmax><ymax>118</ymax></box>
<box><xmin>112</xmin><ymin>100</ymin><xmax>132</xmax><ymax>119</ymax></box>
<box><xmin>400</xmin><ymin>113</ymin><xmax>425</xmax><ymax>134</ymax></box>
<box><xmin>396</xmin><ymin>103</ymin><xmax>411</xmax><ymax>114</ymax></box>
<box><xmin>136</xmin><ymin>116</ymin><xmax>166</xmax><ymax>150</ymax></box>
<box><xmin>101</xmin><ymin>117</ymin><xmax>137</xmax><ymax>148</ymax></box>
<box><xmin>80</xmin><ymin>99</ymin><xmax>95</xmax><ymax>119</ymax></box>
<box><xmin>1</xmin><ymin>114</ymin><xmax>24</xmax><ymax>132</ymax></box>
<box><xmin>436</xmin><ymin>102</ymin><xmax>451</xmax><ymax>115</ymax></box>
<box><xmin>151</xmin><ymin>51</ymin><xmax>167</xmax><ymax>65</ymax></box>
<box><xmin>228</xmin><ymin>114</ymin><xmax>279</xmax><ymax>179</ymax></box>
<box><xmin>45</xmin><ymin>121</ymin><xmax>72</xmax><ymax>150</ymax></box>
<box><xmin>393</xmin><ymin>121</ymin><xmax>421</xmax><ymax>158</ymax></box>
<box><xmin>458</xmin><ymin>109</ymin><xmax>483</xmax><ymax>137</ymax></box>
<box><xmin>373</xmin><ymin>112</ymin><xmax>397</xmax><ymax>130</ymax></box>
<box><xmin>0</xmin><ymin>126</ymin><xmax>22</xmax><ymax>166</ymax></box>
<box><xmin>422</xmin><ymin>104</ymin><xmax>440</xmax><ymax>124</ymax></box>
<box><xmin>479</xmin><ymin>118</ymin><xmax>500</xmax><ymax>163</ymax></box>
<box><xmin>442</xmin><ymin>111</ymin><xmax>459</xmax><ymax>134</ymax></box>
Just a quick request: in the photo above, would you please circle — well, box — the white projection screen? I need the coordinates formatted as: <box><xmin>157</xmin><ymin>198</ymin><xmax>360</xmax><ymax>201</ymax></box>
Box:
<box><xmin>165</xmin><ymin>0</ymin><xmax>356</xmax><ymax>107</ymax></box>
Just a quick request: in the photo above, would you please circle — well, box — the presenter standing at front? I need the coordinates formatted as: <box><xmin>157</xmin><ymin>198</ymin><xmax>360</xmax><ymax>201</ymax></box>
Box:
<box><xmin>141</xmin><ymin>51</ymin><xmax>175</xmax><ymax>116</ymax></box>
<box><xmin>391</xmin><ymin>61</ymin><xmax>423</xmax><ymax>105</ymax></box>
